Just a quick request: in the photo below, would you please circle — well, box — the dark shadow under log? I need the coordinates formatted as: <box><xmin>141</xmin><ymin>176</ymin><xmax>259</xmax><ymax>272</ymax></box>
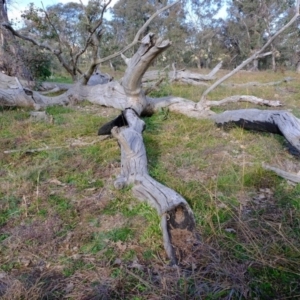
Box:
<box><xmin>212</xmin><ymin>109</ymin><xmax>300</xmax><ymax>152</ymax></box>
<box><xmin>216</xmin><ymin>117</ymin><xmax>282</xmax><ymax>134</ymax></box>
<box><xmin>111</xmin><ymin>108</ymin><xmax>199</xmax><ymax>265</ymax></box>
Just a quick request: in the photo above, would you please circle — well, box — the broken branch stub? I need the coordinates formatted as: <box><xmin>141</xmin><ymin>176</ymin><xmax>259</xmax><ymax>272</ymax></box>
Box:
<box><xmin>111</xmin><ymin>108</ymin><xmax>199</xmax><ymax>265</ymax></box>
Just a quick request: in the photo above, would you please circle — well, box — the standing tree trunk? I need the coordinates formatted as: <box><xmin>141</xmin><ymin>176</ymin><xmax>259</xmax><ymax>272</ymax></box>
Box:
<box><xmin>271</xmin><ymin>45</ymin><xmax>277</xmax><ymax>72</ymax></box>
<box><xmin>250</xmin><ymin>57</ymin><xmax>259</xmax><ymax>72</ymax></box>
<box><xmin>0</xmin><ymin>0</ymin><xmax>32</xmax><ymax>80</ymax></box>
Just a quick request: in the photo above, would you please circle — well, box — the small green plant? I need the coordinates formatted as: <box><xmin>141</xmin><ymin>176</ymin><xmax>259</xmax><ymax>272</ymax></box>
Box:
<box><xmin>46</xmin><ymin>105</ymin><xmax>74</xmax><ymax>115</ymax></box>
<box><xmin>81</xmin><ymin>227</ymin><xmax>133</xmax><ymax>254</ymax></box>
<box><xmin>62</xmin><ymin>258</ymin><xmax>94</xmax><ymax>277</ymax></box>
<box><xmin>108</xmin><ymin>227</ymin><xmax>133</xmax><ymax>242</ymax></box>
<box><xmin>0</xmin><ymin>196</ymin><xmax>21</xmax><ymax>226</ymax></box>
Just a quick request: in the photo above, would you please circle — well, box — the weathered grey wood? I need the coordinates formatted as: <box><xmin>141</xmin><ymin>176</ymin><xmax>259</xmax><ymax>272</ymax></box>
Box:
<box><xmin>111</xmin><ymin>109</ymin><xmax>198</xmax><ymax>265</ymax></box>
<box><xmin>0</xmin><ymin>78</ymin><xmax>128</xmax><ymax>110</ymax></box>
<box><xmin>146</xmin><ymin>95</ymin><xmax>215</xmax><ymax>118</ymax></box>
<box><xmin>142</xmin><ymin>61</ymin><xmax>222</xmax><ymax>85</ymax></box>
<box><xmin>262</xmin><ymin>164</ymin><xmax>300</xmax><ymax>183</ymax></box>
<box><xmin>212</xmin><ymin>109</ymin><xmax>300</xmax><ymax>152</ymax></box>
<box><xmin>225</xmin><ymin>77</ymin><xmax>293</xmax><ymax>88</ymax></box>
<box><xmin>87</xmin><ymin>71</ymin><xmax>113</xmax><ymax>86</ymax></box>
<box><xmin>40</xmin><ymin>82</ymin><xmax>73</xmax><ymax>91</ymax></box>
<box><xmin>206</xmin><ymin>95</ymin><xmax>282</xmax><ymax>107</ymax></box>
<box><xmin>122</xmin><ymin>34</ymin><xmax>171</xmax><ymax>114</ymax></box>
<box><xmin>2</xmin><ymin>32</ymin><xmax>300</xmax><ymax>264</ymax></box>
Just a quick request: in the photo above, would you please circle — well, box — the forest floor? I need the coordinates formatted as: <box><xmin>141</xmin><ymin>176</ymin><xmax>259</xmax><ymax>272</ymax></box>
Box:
<box><xmin>1</xmin><ymin>69</ymin><xmax>300</xmax><ymax>299</ymax></box>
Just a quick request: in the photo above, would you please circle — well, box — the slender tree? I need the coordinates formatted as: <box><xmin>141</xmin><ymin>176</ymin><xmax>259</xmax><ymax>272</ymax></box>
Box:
<box><xmin>221</xmin><ymin>0</ymin><xmax>296</xmax><ymax>70</ymax></box>
<box><xmin>0</xmin><ymin>0</ymin><xmax>32</xmax><ymax>79</ymax></box>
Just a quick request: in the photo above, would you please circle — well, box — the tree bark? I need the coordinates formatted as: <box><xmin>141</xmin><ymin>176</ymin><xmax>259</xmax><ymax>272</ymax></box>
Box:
<box><xmin>0</xmin><ymin>0</ymin><xmax>32</xmax><ymax>80</ymax></box>
<box><xmin>111</xmin><ymin>109</ymin><xmax>198</xmax><ymax>265</ymax></box>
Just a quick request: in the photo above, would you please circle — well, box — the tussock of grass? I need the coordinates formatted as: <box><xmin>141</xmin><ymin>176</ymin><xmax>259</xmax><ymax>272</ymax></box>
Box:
<box><xmin>1</xmin><ymin>70</ymin><xmax>300</xmax><ymax>299</ymax></box>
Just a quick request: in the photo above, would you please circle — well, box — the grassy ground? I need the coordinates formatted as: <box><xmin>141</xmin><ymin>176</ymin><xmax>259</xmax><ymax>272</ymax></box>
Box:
<box><xmin>1</xmin><ymin>69</ymin><xmax>300</xmax><ymax>299</ymax></box>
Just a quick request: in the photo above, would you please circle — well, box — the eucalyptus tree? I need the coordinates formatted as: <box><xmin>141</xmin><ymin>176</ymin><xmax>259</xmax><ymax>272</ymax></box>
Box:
<box><xmin>0</xmin><ymin>0</ymin><xmax>32</xmax><ymax>79</ymax></box>
<box><xmin>182</xmin><ymin>0</ymin><xmax>228</xmax><ymax>68</ymax></box>
<box><xmin>4</xmin><ymin>0</ymin><xmax>112</xmax><ymax>81</ymax></box>
<box><xmin>221</xmin><ymin>0</ymin><xmax>296</xmax><ymax>70</ymax></box>
<box><xmin>110</xmin><ymin>0</ymin><xmax>189</xmax><ymax>66</ymax></box>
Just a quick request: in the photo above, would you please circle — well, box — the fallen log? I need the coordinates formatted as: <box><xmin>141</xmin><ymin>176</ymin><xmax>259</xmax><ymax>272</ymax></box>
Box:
<box><xmin>142</xmin><ymin>61</ymin><xmax>222</xmax><ymax>85</ymax></box>
<box><xmin>111</xmin><ymin>108</ymin><xmax>199</xmax><ymax>265</ymax></box>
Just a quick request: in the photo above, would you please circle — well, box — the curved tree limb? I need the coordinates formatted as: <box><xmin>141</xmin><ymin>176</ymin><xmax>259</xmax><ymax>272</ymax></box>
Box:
<box><xmin>2</xmin><ymin>23</ymin><xmax>74</xmax><ymax>78</ymax></box>
<box><xmin>122</xmin><ymin>34</ymin><xmax>171</xmax><ymax>114</ymax></box>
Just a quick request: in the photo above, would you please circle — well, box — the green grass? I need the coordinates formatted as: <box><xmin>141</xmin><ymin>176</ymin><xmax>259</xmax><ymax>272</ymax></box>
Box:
<box><xmin>47</xmin><ymin>76</ymin><xmax>73</xmax><ymax>84</ymax></box>
<box><xmin>1</xmin><ymin>70</ymin><xmax>300</xmax><ymax>299</ymax></box>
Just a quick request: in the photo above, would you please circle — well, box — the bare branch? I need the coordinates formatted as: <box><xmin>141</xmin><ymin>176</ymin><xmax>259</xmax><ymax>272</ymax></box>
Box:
<box><xmin>2</xmin><ymin>23</ymin><xmax>53</xmax><ymax>52</ymax></box>
<box><xmin>206</xmin><ymin>95</ymin><xmax>282</xmax><ymax>107</ymax></box>
<box><xmin>74</xmin><ymin>0</ymin><xmax>112</xmax><ymax>67</ymax></box>
<box><xmin>41</xmin><ymin>2</ymin><xmax>63</xmax><ymax>53</ymax></box>
<box><xmin>225</xmin><ymin>77</ymin><xmax>293</xmax><ymax>88</ymax></box>
<box><xmin>2</xmin><ymin>23</ymin><xmax>74</xmax><ymax>76</ymax></box>
<box><xmin>257</xmin><ymin>51</ymin><xmax>272</xmax><ymax>58</ymax></box>
<box><xmin>93</xmin><ymin>0</ymin><xmax>179</xmax><ymax>65</ymax></box>
<box><xmin>121</xmin><ymin>53</ymin><xmax>131</xmax><ymax>66</ymax></box>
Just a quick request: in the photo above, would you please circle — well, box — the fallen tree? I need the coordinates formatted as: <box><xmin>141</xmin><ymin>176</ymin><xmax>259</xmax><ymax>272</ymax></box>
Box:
<box><xmin>1</xmin><ymin>0</ymin><xmax>300</xmax><ymax>264</ymax></box>
<box><xmin>1</xmin><ymin>33</ymin><xmax>300</xmax><ymax>264</ymax></box>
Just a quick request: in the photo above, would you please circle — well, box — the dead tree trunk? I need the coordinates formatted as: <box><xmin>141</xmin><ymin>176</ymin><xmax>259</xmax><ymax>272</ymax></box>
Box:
<box><xmin>106</xmin><ymin>34</ymin><xmax>199</xmax><ymax>265</ymax></box>
<box><xmin>111</xmin><ymin>109</ymin><xmax>198</xmax><ymax>265</ymax></box>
